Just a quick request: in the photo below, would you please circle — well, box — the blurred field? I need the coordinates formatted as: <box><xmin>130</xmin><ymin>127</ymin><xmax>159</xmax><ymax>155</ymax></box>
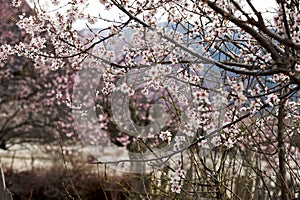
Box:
<box><xmin>0</xmin><ymin>143</ymin><xmax>130</xmax><ymax>173</ymax></box>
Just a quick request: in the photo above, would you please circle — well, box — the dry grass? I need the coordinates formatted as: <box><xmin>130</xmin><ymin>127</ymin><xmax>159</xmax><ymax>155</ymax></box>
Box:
<box><xmin>3</xmin><ymin>162</ymin><xmax>134</xmax><ymax>200</ymax></box>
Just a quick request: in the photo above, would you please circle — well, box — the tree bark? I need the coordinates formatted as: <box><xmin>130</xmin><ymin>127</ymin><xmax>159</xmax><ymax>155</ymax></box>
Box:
<box><xmin>278</xmin><ymin>98</ymin><xmax>289</xmax><ymax>200</ymax></box>
<box><xmin>0</xmin><ymin>163</ymin><xmax>13</xmax><ymax>200</ymax></box>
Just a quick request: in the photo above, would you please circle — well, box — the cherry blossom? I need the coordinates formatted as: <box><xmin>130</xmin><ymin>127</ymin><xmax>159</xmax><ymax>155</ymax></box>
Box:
<box><xmin>159</xmin><ymin>130</ymin><xmax>172</xmax><ymax>144</ymax></box>
<box><xmin>2</xmin><ymin>0</ymin><xmax>300</xmax><ymax>199</ymax></box>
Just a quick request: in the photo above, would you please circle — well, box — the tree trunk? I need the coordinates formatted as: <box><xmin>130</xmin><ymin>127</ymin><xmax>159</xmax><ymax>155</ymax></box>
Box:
<box><xmin>0</xmin><ymin>163</ymin><xmax>13</xmax><ymax>200</ymax></box>
<box><xmin>277</xmin><ymin>98</ymin><xmax>289</xmax><ymax>200</ymax></box>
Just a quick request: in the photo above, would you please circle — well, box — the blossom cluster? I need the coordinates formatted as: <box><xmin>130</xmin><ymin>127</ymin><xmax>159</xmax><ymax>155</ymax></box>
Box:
<box><xmin>170</xmin><ymin>160</ymin><xmax>185</xmax><ymax>194</ymax></box>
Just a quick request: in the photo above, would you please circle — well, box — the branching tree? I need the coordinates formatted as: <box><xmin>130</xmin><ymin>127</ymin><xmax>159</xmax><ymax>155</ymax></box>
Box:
<box><xmin>0</xmin><ymin>0</ymin><xmax>75</xmax><ymax>149</ymax></box>
<box><xmin>2</xmin><ymin>0</ymin><xmax>300</xmax><ymax>199</ymax></box>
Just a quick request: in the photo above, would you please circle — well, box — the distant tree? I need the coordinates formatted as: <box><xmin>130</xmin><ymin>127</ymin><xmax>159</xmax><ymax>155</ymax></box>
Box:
<box><xmin>0</xmin><ymin>0</ymin><xmax>75</xmax><ymax>149</ymax></box>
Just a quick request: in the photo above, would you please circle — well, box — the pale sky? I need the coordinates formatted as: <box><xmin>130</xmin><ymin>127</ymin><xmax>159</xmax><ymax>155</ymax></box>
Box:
<box><xmin>26</xmin><ymin>0</ymin><xmax>277</xmax><ymax>30</ymax></box>
<box><xmin>26</xmin><ymin>0</ymin><xmax>121</xmax><ymax>29</ymax></box>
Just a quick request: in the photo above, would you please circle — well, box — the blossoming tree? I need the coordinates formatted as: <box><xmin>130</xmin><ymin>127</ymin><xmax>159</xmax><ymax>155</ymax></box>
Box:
<box><xmin>0</xmin><ymin>0</ymin><xmax>76</xmax><ymax>150</ymax></box>
<box><xmin>2</xmin><ymin>0</ymin><xmax>300</xmax><ymax>199</ymax></box>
